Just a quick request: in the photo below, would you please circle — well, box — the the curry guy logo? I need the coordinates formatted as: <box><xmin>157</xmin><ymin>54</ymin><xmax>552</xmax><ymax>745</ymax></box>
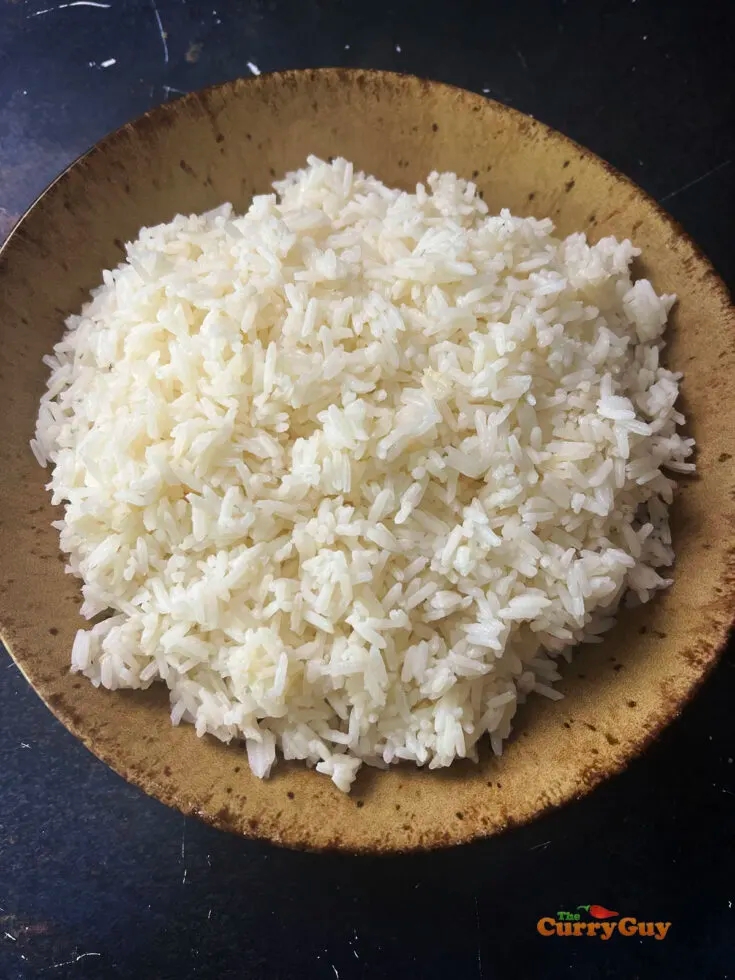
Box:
<box><xmin>537</xmin><ymin>904</ymin><xmax>671</xmax><ymax>941</ymax></box>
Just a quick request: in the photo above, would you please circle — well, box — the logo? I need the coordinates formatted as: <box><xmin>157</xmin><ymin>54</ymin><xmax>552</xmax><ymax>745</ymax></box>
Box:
<box><xmin>536</xmin><ymin>905</ymin><xmax>671</xmax><ymax>941</ymax></box>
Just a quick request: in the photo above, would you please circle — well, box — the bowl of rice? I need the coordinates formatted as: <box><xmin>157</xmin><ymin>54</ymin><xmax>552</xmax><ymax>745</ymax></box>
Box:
<box><xmin>1</xmin><ymin>69</ymin><xmax>733</xmax><ymax>851</ymax></box>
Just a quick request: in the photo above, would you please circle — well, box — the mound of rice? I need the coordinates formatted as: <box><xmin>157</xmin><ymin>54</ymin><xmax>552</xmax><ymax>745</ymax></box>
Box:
<box><xmin>32</xmin><ymin>156</ymin><xmax>694</xmax><ymax>792</ymax></box>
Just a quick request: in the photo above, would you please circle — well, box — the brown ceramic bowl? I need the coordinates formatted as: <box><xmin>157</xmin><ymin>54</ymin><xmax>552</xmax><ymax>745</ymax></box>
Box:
<box><xmin>1</xmin><ymin>69</ymin><xmax>733</xmax><ymax>853</ymax></box>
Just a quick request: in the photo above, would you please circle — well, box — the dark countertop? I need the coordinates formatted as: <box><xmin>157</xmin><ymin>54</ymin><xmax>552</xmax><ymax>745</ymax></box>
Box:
<box><xmin>1</xmin><ymin>1</ymin><xmax>733</xmax><ymax>977</ymax></box>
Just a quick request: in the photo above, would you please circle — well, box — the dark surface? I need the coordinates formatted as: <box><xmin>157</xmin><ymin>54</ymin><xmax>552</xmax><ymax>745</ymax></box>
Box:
<box><xmin>1</xmin><ymin>1</ymin><xmax>734</xmax><ymax>977</ymax></box>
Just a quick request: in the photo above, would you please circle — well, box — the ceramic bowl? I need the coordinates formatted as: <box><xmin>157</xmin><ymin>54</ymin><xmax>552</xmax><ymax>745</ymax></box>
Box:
<box><xmin>1</xmin><ymin>69</ymin><xmax>733</xmax><ymax>852</ymax></box>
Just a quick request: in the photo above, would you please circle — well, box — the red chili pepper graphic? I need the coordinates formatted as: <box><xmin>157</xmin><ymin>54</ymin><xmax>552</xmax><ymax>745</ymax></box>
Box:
<box><xmin>579</xmin><ymin>905</ymin><xmax>619</xmax><ymax>919</ymax></box>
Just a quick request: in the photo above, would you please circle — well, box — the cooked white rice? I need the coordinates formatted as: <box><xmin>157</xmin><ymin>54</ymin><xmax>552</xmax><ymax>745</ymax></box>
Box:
<box><xmin>32</xmin><ymin>156</ymin><xmax>694</xmax><ymax>793</ymax></box>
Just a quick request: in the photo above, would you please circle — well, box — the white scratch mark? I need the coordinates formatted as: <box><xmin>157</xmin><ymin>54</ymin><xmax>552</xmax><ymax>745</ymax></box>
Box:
<box><xmin>247</xmin><ymin>61</ymin><xmax>261</xmax><ymax>75</ymax></box>
<box><xmin>395</xmin><ymin>44</ymin><xmax>401</xmax><ymax>53</ymax></box>
<box><xmin>344</xmin><ymin>43</ymin><xmax>350</xmax><ymax>50</ymax></box>
<box><xmin>659</xmin><ymin>159</ymin><xmax>732</xmax><ymax>203</ymax></box>
<box><xmin>150</xmin><ymin>0</ymin><xmax>169</xmax><ymax>64</ymax></box>
<box><xmin>44</xmin><ymin>952</ymin><xmax>101</xmax><ymax>971</ymax></box>
<box><xmin>4</xmin><ymin>932</ymin><xmax>16</xmax><ymax>942</ymax></box>
<box><xmin>474</xmin><ymin>897</ymin><xmax>483</xmax><ymax>978</ymax></box>
<box><xmin>353</xmin><ymin>949</ymin><xmax>359</xmax><ymax>959</ymax></box>
<box><xmin>20</xmin><ymin>742</ymin><xmax>30</xmax><ymax>749</ymax></box>
<box><xmin>331</xmin><ymin>966</ymin><xmax>339</xmax><ymax>979</ymax></box>
<box><xmin>207</xmin><ymin>908</ymin><xmax>212</xmax><ymax>920</ymax></box>
<box><xmin>182</xmin><ymin>868</ymin><xmax>187</xmax><ymax>884</ymax></box>
<box><xmin>515</xmin><ymin>47</ymin><xmax>528</xmax><ymax>71</ymax></box>
<box><xmin>29</xmin><ymin>1</ymin><xmax>109</xmax><ymax>15</ymax></box>
<box><xmin>482</xmin><ymin>87</ymin><xmax>490</xmax><ymax>93</ymax></box>
<box><xmin>206</xmin><ymin>853</ymin><xmax>211</xmax><ymax>867</ymax></box>
<box><xmin>180</xmin><ymin>821</ymin><xmax>186</xmax><ymax>861</ymax></box>
<box><xmin>100</xmin><ymin>57</ymin><xmax>116</xmax><ymax>67</ymax></box>
<box><xmin>163</xmin><ymin>85</ymin><xmax>187</xmax><ymax>101</ymax></box>
<box><xmin>530</xmin><ymin>840</ymin><xmax>551</xmax><ymax>851</ymax></box>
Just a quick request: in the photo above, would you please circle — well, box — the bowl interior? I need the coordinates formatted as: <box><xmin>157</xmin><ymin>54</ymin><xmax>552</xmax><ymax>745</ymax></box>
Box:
<box><xmin>1</xmin><ymin>69</ymin><xmax>733</xmax><ymax>852</ymax></box>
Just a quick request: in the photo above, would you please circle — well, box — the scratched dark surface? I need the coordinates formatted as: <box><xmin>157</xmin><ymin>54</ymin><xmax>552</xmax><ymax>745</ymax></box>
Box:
<box><xmin>1</xmin><ymin>1</ymin><xmax>734</xmax><ymax>978</ymax></box>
